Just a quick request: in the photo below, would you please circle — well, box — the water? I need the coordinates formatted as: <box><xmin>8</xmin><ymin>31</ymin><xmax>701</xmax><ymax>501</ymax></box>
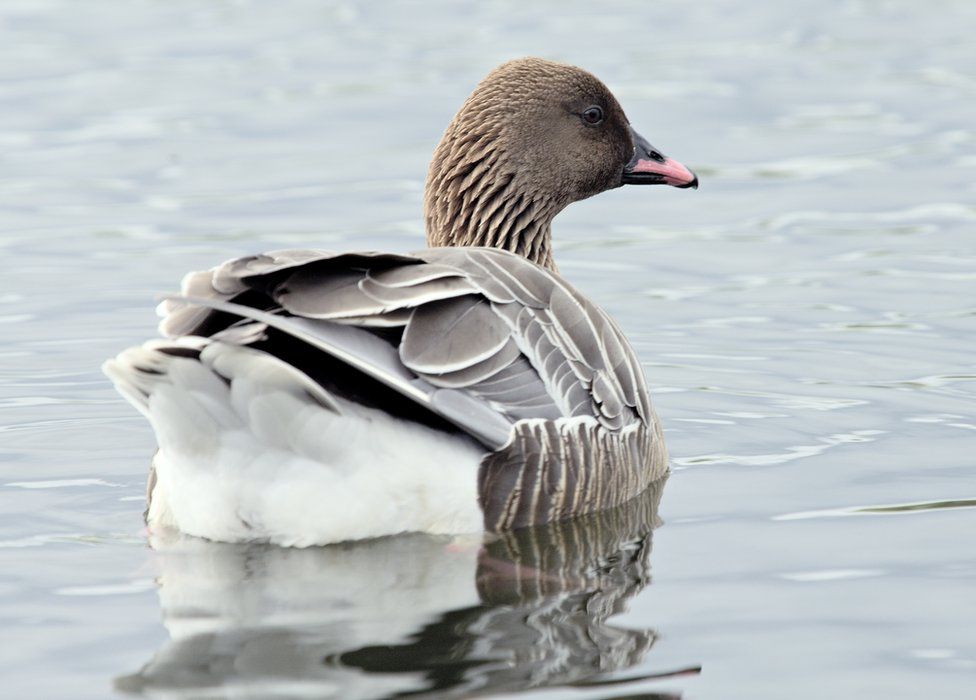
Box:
<box><xmin>2</xmin><ymin>0</ymin><xmax>974</xmax><ymax>697</ymax></box>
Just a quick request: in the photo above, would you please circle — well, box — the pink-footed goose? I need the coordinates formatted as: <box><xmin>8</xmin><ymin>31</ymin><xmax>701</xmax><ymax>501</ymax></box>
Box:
<box><xmin>104</xmin><ymin>57</ymin><xmax>697</xmax><ymax>546</ymax></box>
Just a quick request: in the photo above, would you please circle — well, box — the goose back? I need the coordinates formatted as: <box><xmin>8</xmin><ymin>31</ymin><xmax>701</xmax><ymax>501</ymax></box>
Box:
<box><xmin>158</xmin><ymin>246</ymin><xmax>668</xmax><ymax>529</ymax></box>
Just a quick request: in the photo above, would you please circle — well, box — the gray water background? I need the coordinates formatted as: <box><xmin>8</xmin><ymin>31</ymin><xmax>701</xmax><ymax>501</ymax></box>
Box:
<box><xmin>2</xmin><ymin>0</ymin><xmax>975</xmax><ymax>697</ymax></box>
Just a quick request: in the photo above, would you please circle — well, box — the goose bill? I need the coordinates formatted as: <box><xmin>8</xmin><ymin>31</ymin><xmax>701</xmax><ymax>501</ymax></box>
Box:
<box><xmin>622</xmin><ymin>128</ymin><xmax>698</xmax><ymax>189</ymax></box>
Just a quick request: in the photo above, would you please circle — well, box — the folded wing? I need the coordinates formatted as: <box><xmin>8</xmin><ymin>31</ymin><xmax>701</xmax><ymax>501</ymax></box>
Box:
<box><xmin>159</xmin><ymin>247</ymin><xmax>652</xmax><ymax>450</ymax></box>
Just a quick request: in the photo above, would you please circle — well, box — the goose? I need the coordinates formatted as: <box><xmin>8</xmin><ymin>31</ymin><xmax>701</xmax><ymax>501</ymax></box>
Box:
<box><xmin>104</xmin><ymin>57</ymin><xmax>698</xmax><ymax>547</ymax></box>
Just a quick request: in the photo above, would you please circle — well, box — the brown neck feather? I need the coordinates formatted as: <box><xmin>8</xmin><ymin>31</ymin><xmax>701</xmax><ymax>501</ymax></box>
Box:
<box><xmin>424</xmin><ymin>123</ymin><xmax>562</xmax><ymax>270</ymax></box>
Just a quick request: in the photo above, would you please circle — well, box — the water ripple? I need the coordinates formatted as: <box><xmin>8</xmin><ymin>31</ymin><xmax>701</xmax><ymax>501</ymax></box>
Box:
<box><xmin>775</xmin><ymin>498</ymin><xmax>976</xmax><ymax>521</ymax></box>
<box><xmin>674</xmin><ymin>430</ymin><xmax>884</xmax><ymax>467</ymax></box>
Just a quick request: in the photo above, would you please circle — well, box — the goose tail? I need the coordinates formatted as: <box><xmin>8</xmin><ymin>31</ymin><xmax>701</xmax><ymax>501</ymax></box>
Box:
<box><xmin>103</xmin><ymin>336</ymin><xmax>485</xmax><ymax>546</ymax></box>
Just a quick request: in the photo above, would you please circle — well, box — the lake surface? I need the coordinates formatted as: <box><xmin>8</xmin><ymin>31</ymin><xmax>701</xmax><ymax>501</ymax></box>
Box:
<box><xmin>2</xmin><ymin>1</ymin><xmax>975</xmax><ymax>697</ymax></box>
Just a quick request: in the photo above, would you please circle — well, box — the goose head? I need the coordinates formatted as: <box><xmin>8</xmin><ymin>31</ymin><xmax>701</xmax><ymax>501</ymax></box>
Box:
<box><xmin>424</xmin><ymin>57</ymin><xmax>697</xmax><ymax>269</ymax></box>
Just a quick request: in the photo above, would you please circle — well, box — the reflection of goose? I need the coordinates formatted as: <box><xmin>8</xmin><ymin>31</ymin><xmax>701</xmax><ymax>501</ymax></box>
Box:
<box><xmin>116</xmin><ymin>480</ymin><xmax>696</xmax><ymax>698</ymax></box>
<box><xmin>103</xmin><ymin>57</ymin><xmax>696</xmax><ymax>545</ymax></box>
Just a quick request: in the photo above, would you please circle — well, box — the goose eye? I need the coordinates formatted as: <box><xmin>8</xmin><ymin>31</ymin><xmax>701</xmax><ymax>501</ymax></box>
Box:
<box><xmin>581</xmin><ymin>106</ymin><xmax>604</xmax><ymax>126</ymax></box>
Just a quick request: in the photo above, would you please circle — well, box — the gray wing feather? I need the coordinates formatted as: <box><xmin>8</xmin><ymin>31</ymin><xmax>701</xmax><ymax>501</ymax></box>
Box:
<box><xmin>212</xmin><ymin>249</ymin><xmax>417</xmax><ymax>293</ymax></box>
<box><xmin>158</xmin><ymin>269</ymin><xmax>236</xmax><ymax>337</ymax></box>
<box><xmin>413</xmin><ymin>337</ymin><xmax>522</xmax><ymax>389</ymax></box>
<box><xmin>278</xmin><ymin>265</ymin><xmax>476</xmax><ymax>321</ymax></box>
<box><xmin>401</xmin><ymin>296</ymin><xmax>512</xmax><ymax>373</ymax></box>
<box><xmin>426</xmin><ymin>247</ymin><xmax>549</xmax><ymax>307</ymax></box>
<box><xmin>359</xmin><ymin>275</ymin><xmax>477</xmax><ymax>308</ymax></box>
<box><xmin>366</xmin><ymin>263</ymin><xmax>463</xmax><ymax>287</ymax></box>
<box><xmin>278</xmin><ymin>269</ymin><xmax>380</xmax><ymax>318</ymax></box>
